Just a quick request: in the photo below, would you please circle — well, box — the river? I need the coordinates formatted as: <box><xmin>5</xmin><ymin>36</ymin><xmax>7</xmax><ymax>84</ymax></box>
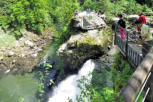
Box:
<box><xmin>0</xmin><ymin>42</ymin><xmax>102</xmax><ymax>102</ymax></box>
<box><xmin>0</xmin><ymin>42</ymin><xmax>59</xmax><ymax>102</ymax></box>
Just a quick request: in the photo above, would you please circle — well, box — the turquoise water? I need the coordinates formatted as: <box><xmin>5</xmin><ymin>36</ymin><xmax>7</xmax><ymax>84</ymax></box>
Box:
<box><xmin>0</xmin><ymin>73</ymin><xmax>39</xmax><ymax>102</ymax></box>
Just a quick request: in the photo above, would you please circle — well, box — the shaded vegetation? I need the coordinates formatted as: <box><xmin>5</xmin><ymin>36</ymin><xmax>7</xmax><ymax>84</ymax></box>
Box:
<box><xmin>75</xmin><ymin>53</ymin><xmax>134</xmax><ymax>102</ymax></box>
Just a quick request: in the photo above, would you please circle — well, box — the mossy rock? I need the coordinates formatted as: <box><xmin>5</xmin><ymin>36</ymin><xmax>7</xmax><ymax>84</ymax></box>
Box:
<box><xmin>58</xmin><ymin>27</ymin><xmax>113</xmax><ymax>70</ymax></box>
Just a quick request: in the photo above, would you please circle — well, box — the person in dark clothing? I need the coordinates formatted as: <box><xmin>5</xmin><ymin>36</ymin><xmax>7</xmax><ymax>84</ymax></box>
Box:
<box><xmin>118</xmin><ymin>14</ymin><xmax>126</xmax><ymax>40</ymax></box>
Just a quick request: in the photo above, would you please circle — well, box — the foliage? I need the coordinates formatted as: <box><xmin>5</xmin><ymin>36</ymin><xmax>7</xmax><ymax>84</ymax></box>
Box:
<box><xmin>48</xmin><ymin>0</ymin><xmax>80</xmax><ymax>44</ymax></box>
<box><xmin>0</xmin><ymin>0</ymin><xmax>50</xmax><ymax>37</ymax></box>
<box><xmin>101</xmin><ymin>27</ymin><xmax>113</xmax><ymax>50</ymax></box>
<box><xmin>71</xmin><ymin>53</ymin><xmax>134</xmax><ymax>102</ymax></box>
<box><xmin>18</xmin><ymin>97</ymin><xmax>24</xmax><ymax>102</ymax></box>
<box><xmin>111</xmin><ymin>53</ymin><xmax>134</xmax><ymax>92</ymax></box>
<box><xmin>43</xmin><ymin>63</ymin><xmax>52</xmax><ymax>69</ymax></box>
<box><xmin>75</xmin><ymin>68</ymin><xmax>124</xmax><ymax>102</ymax></box>
<box><xmin>81</xmin><ymin>0</ymin><xmax>152</xmax><ymax>18</ymax></box>
<box><xmin>37</xmin><ymin>62</ymin><xmax>54</xmax><ymax>101</ymax></box>
<box><xmin>136</xmin><ymin>0</ymin><xmax>153</xmax><ymax>7</ymax></box>
<box><xmin>0</xmin><ymin>0</ymin><xmax>80</xmax><ymax>41</ymax></box>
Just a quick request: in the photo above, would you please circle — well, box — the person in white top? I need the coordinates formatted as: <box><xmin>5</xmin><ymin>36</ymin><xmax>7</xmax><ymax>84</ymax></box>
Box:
<box><xmin>136</xmin><ymin>20</ymin><xmax>152</xmax><ymax>41</ymax></box>
<box><xmin>135</xmin><ymin>20</ymin><xmax>153</xmax><ymax>56</ymax></box>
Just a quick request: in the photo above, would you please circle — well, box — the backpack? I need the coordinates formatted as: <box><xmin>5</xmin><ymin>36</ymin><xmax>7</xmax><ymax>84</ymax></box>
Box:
<box><xmin>118</xmin><ymin>19</ymin><xmax>126</xmax><ymax>28</ymax></box>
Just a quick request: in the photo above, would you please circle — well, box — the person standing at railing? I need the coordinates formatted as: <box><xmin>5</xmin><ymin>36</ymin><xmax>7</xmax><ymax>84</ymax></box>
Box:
<box><xmin>135</xmin><ymin>20</ymin><xmax>153</xmax><ymax>56</ymax></box>
<box><xmin>137</xmin><ymin>12</ymin><xmax>146</xmax><ymax>32</ymax></box>
<box><xmin>118</xmin><ymin>14</ymin><xmax>126</xmax><ymax>40</ymax></box>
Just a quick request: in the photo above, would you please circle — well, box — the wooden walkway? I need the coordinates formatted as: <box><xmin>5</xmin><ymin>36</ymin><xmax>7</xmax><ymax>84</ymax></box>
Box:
<box><xmin>114</xmin><ymin>25</ymin><xmax>153</xmax><ymax>102</ymax></box>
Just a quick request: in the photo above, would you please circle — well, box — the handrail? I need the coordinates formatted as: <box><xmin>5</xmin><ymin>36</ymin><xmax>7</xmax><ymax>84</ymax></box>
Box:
<box><xmin>119</xmin><ymin>47</ymin><xmax>153</xmax><ymax>102</ymax></box>
<box><xmin>114</xmin><ymin>24</ymin><xmax>153</xmax><ymax>102</ymax></box>
<box><xmin>114</xmin><ymin>24</ymin><xmax>151</xmax><ymax>67</ymax></box>
<box><xmin>135</xmin><ymin>72</ymin><xmax>151</xmax><ymax>102</ymax></box>
<box><xmin>142</xmin><ymin>87</ymin><xmax>150</xmax><ymax>102</ymax></box>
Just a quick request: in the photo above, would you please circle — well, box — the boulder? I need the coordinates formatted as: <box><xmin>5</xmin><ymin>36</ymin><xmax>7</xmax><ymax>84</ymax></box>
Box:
<box><xmin>58</xmin><ymin>27</ymin><xmax>112</xmax><ymax>70</ymax></box>
<box><xmin>111</xmin><ymin>17</ymin><xmax>119</xmax><ymax>23</ymax></box>
<box><xmin>126</xmin><ymin>15</ymin><xmax>139</xmax><ymax>22</ymax></box>
<box><xmin>73</xmin><ymin>11</ymin><xmax>106</xmax><ymax>30</ymax></box>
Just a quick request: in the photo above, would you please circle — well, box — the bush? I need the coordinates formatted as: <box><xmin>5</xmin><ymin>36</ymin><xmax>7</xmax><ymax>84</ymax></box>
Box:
<box><xmin>0</xmin><ymin>0</ymin><xmax>80</xmax><ymax>40</ymax></box>
<box><xmin>73</xmin><ymin>53</ymin><xmax>134</xmax><ymax>102</ymax></box>
<box><xmin>81</xmin><ymin>0</ymin><xmax>152</xmax><ymax>17</ymax></box>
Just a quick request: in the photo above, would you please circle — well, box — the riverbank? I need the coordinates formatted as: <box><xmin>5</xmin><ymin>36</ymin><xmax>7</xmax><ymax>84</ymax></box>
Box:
<box><xmin>0</xmin><ymin>28</ymin><xmax>54</xmax><ymax>75</ymax></box>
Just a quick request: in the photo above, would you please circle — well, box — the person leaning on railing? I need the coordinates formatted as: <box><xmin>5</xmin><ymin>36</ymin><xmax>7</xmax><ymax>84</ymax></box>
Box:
<box><xmin>137</xmin><ymin>12</ymin><xmax>146</xmax><ymax>32</ymax></box>
<box><xmin>135</xmin><ymin>20</ymin><xmax>153</xmax><ymax>56</ymax></box>
<box><xmin>117</xmin><ymin>14</ymin><xmax>126</xmax><ymax>40</ymax></box>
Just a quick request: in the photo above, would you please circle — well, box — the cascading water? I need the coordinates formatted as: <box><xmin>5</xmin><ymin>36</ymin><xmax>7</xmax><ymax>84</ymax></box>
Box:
<box><xmin>47</xmin><ymin>59</ymin><xmax>96</xmax><ymax>102</ymax></box>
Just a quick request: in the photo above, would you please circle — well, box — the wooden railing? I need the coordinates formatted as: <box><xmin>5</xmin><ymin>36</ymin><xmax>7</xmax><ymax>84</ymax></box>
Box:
<box><xmin>114</xmin><ymin>24</ymin><xmax>153</xmax><ymax>102</ymax></box>
<box><xmin>114</xmin><ymin>25</ymin><xmax>145</xmax><ymax>67</ymax></box>
<box><xmin>126</xmin><ymin>45</ymin><xmax>144</xmax><ymax>67</ymax></box>
<box><xmin>119</xmin><ymin>48</ymin><xmax>153</xmax><ymax>102</ymax></box>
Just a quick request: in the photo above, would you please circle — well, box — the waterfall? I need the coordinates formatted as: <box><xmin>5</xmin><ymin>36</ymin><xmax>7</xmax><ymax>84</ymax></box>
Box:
<box><xmin>47</xmin><ymin>59</ymin><xmax>95</xmax><ymax>102</ymax></box>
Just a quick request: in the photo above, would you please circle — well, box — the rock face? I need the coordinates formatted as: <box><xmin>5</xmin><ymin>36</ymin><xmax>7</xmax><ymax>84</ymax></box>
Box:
<box><xmin>72</xmin><ymin>11</ymin><xmax>106</xmax><ymax>30</ymax></box>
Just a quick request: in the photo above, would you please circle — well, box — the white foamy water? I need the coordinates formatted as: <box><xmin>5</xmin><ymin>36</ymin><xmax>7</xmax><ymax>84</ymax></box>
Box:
<box><xmin>48</xmin><ymin>59</ymin><xmax>95</xmax><ymax>102</ymax></box>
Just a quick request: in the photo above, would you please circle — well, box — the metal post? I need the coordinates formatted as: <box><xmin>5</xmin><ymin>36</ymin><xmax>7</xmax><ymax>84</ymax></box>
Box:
<box><xmin>125</xmin><ymin>30</ymin><xmax>128</xmax><ymax>58</ymax></box>
<box><xmin>114</xmin><ymin>23</ymin><xmax>117</xmax><ymax>45</ymax></box>
<box><xmin>135</xmin><ymin>72</ymin><xmax>151</xmax><ymax>102</ymax></box>
<box><xmin>142</xmin><ymin>87</ymin><xmax>150</xmax><ymax>102</ymax></box>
